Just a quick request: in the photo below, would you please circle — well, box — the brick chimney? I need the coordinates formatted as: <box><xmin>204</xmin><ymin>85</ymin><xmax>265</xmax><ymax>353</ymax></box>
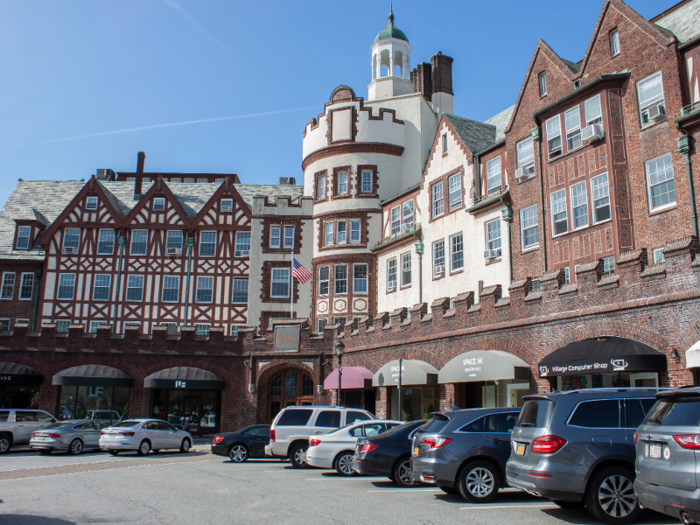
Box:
<box><xmin>137</xmin><ymin>152</ymin><xmax>146</xmax><ymax>173</ymax></box>
<box><xmin>430</xmin><ymin>52</ymin><xmax>454</xmax><ymax>114</ymax></box>
<box><xmin>410</xmin><ymin>62</ymin><xmax>433</xmax><ymax>102</ymax></box>
<box><xmin>133</xmin><ymin>152</ymin><xmax>146</xmax><ymax>196</ymax></box>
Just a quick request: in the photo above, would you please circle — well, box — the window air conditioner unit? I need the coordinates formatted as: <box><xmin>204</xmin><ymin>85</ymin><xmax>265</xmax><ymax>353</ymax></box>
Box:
<box><xmin>64</xmin><ymin>247</ymin><xmax>76</xmax><ymax>254</ymax></box>
<box><xmin>648</xmin><ymin>104</ymin><xmax>666</xmax><ymax>122</ymax></box>
<box><xmin>239</xmin><ymin>250</ymin><xmax>250</xmax><ymax>257</ymax></box>
<box><xmin>387</xmin><ymin>281</ymin><xmax>396</xmax><ymax>291</ymax></box>
<box><xmin>166</xmin><ymin>247</ymin><xmax>182</xmax><ymax>257</ymax></box>
<box><xmin>581</xmin><ymin>124</ymin><xmax>604</xmax><ymax>142</ymax></box>
<box><xmin>484</xmin><ymin>249</ymin><xmax>502</xmax><ymax>260</ymax></box>
<box><xmin>514</xmin><ymin>167</ymin><xmax>524</xmax><ymax>179</ymax></box>
<box><xmin>435</xmin><ymin>265</ymin><xmax>445</xmax><ymax>275</ymax></box>
<box><xmin>401</xmin><ymin>223</ymin><xmax>411</xmax><ymax>232</ymax></box>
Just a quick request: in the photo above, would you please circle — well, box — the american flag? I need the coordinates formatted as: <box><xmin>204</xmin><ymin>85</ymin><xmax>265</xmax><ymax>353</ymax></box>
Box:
<box><xmin>292</xmin><ymin>258</ymin><xmax>312</xmax><ymax>284</ymax></box>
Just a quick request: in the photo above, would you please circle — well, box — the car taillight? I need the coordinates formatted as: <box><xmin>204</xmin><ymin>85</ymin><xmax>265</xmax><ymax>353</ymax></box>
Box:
<box><xmin>31</xmin><ymin>433</ymin><xmax>36</xmax><ymax>438</ymax></box>
<box><xmin>120</xmin><ymin>432</ymin><xmax>135</xmax><ymax>437</ymax></box>
<box><xmin>270</xmin><ymin>430</ymin><xmax>275</xmax><ymax>443</ymax></box>
<box><xmin>419</xmin><ymin>437</ymin><xmax>452</xmax><ymax>449</ymax></box>
<box><xmin>309</xmin><ymin>439</ymin><xmax>321</xmax><ymax>447</ymax></box>
<box><xmin>634</xmin><ymin>432</ymin><xmax>638</xmax><ymax>445</ymax></box>
<box><xmin>531</xmin><ymin>435</ymin><xmax>566</xmax><ymax>454</ymax></box>
<box><xmin>360</xmin><ymin>443</ymin><xmax>379</xmax><ymax>454</ymax></box>
<box><xmin>213</xmin><ymin>436</ymin><xmax>224</xmax><ymax>445</ymax></box>
<box><xmin>48</xmin><ymin>434</ymin><xmax>61</xmax><ymax>439</ymax></box>
<box><xmin>673</xmin><ymin>435</ymin><xmax>700</xmax><ymax>450</ymax></box>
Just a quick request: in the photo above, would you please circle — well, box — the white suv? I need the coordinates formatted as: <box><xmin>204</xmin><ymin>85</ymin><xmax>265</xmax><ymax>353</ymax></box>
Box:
<box><xmin>0</xmin><ymin>409</ymin><xmax>57</xmax><ymax>454</ymax></box>
<box><xmin>266</xmin><ymin>406</ymin><xmax>375</xmax><ymax>468</ymax></box>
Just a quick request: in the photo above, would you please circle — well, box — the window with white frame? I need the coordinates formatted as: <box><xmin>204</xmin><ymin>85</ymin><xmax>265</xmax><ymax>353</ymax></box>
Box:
<box><xmin>571</xmin><ymin>181</ymin><xmax>589</xmax><ymax>230</ymax></box>
<box><xmin>401</xmin><ymin>252</ymin><xmax>411</xmax><ymax>287</ymax></box>
<box><xmin>230</xmin><ymin>325</ymin><xmax>242</xmax><ymax>337</ymax></box>
<box><xmin>652</xmin><ymin>247</ymin><xmax>665</xmax><ymax>264</ymax></box>
<box><xmin>442</xmin><ymin>134</ymin><xmax>448</xmax><ymax>154</ymax></box>
<box><xmin>284</xmin><ymin>226</ymin><xmax>295</xmax><ymax>249</ymax></box>
<box><xmin>93</xmin><ymin>274</ymin><xmax>111</xmax><ymax>301</ymax></box>
<box><xmin>563</xmin><ymin>267</ymin><xmax>571</xmax><ymax>284</ymax></box>
<box><xmin>130</xmin><ymin>230</ymin><xmax>148</xmax><ymax>255</ymax></box>
<box><xmin>0</xmin><ymin>319</ymin><xmax>9</xmax><ymax>332</ymax></box>
<box><xmin>610</xmin><ymin>29</ymin><xmax>620</xmax><ymax>56</ymax></box>
<box><xmin>449</xmin><ymin>173</ymin><xmax>462</xmax><ymax>209</ymax></box>
<box><xmin>520</xmin><ymin>205</ymin><xmax>539</xmax><ymax>250</ymax></box>
<box><xmin>199</xmin><ymin>231</ymin><xmax>217</xmax><ymax>256</ymax></box>
<box><xmin>166</xmin><ymin>230</ymin><xmax>184</xmax><ymax>252</ymax></box>
<box><xmin>350</xmin><ymin>220</ymin><xmax>361</xmax><ymax>244</ymax></box>
<box><xmin>353</xmin><ymin>264</ymin><xmax>368</xmax><ymax>294</ymax></box>
<box><xmin>539</xmin><ymin>72</ymin><xmax>547</xmax><ymax>96</ymax></box>
<box><xmin>63</xmin><ymin>228</ymin><xmax>80</xmax><ymax>254</ymax></box>
<box><xmin>551</xmin><ymin>189</ymin><xmax>568</xmax><ymax>236</ymax></box>
<box><xmin>565</xmin><ymin>107</ymin><xmax>582</xmax><ymax>151</ymax></box>
<box><xmin>517</xmin><ymin>138</ymin><xmax>535</xmax><ymax>176</ymax></box>
<box><xmin>153</xmin><ymin>198</ymin><xmax>166</xmax><ymax>211</ymax></box>
<box><xmin>56</xmin><ymin>320</ymin><xmax>71</xmax><ymax>332</ymax></box>
<box><xmin>361</xmin><ymin>170</ymin><xmax>373</xmax><ymax>193</ymax></box>
<box><xmin>232</xmin><ymin>279</ymin><xmax>248</xmax><ymax>303</ymax></box>
<box><xmin>86</xmin><ymin>196</ymin><xmax>98</xmax><ymax>210</ymax></box>
<box><xmin>387</xmin><ymin>258</ymin><xmax>397</xmax><ymax>289</ymax></box>
<box><xmin>196</xmin><ymin>276</ymin><xmax>214</xmax><ymax>303</ymax></box>
<box><xmin>602</xmin><ymin>256</ymin><xmax>615</xmax><ymax>276</ymax></box>
<box><xmin>235</xmin><ymin>232</ymin><xmax>251</xmax><ymax>257</ymax></box>
<box><xmin>317</xmin><ymin>175</ymin><xmax>326</xmax><ymax>200</ymax></box>
<box><xmin>574</xmin><ymin>264</ymin><xmax>581</xmax><ymax>282</ymax></box>
<box><xmin>333</xmin><ymin>317</ymin><xmax>347</xmax><ymax>326</ymax></box>
<box><xmin>637</xmin><ymin>72</ymin><xmax>665</xmax><ymax>125</ymax></box>
<box><xmin>337</xmin><ymin>221</ymin><xmax>347</xmax><ymax>244</ymax></box>
<box><xmin>57</xmin><ymin>274</ymin><xmax>76</xmax><ymax>300</ymax></box>
<box><xmin>337</xmin><ymin>172</ymin><xmax>348</xmax><ymax>195</ymax></box>
<box><xmin>220</xmin><ymin>199</ymin><xmax>233</xmax><ymax>212</ymax></box>
<box><xmin>591</xmin><ymin>173</ymin><xmax>611</xmax><ymax>223</ymax></box>
<box><xmin>433</xmin><ymin>240</ymin><xmax>445</xmax><ymax>276</ymax></box>
<box><xmin>271</xmin><ymin>268</ymin><xmax>290</xmax><ymax>298</ymax></box>
<box><xmin>450</xmin><ymin>233</ymin><xmax>464</xmax><ymax>272</ymax></box>
<box><xmin>585</xmin><ymin>95</ymin><xmax>602</xmax><ymax>126</ymax></box>
<box><xmin>485</xmin><ymin>219</ymin><xmax>502</xmax><ymax>256</ymax></box>
<box><xmin>16</xmin><ymin>226</ymin><xmax>31</xmax><ymax>250</ymax></box>
<box><xmin>334</xmin><ymin>265</ymin><xmax>347</xmax><ymax>294</ymax></box>
<box><xmin>391</xmin><ymin>206</ymin><xmax>401</xmax><ymax>236</ymax></box>
<box><xmin>19</xmin><ymin>273</ymin><xmax>33</xmax><ymax>300</ymax></box>
<box><xmin>325</xmin><ymin>222</ymin><xmax>334</xmax><ymax>246</ymax></box>
<box><xmin>432</xmin><ymin>183</ymin><xmax>444</xmax><ymax>218</ymax></box>
<box><xmin>97</xmin><ymin>229</ymin><xmax>115</xmax><ymax>255</ymax></box>
<box><xmin>184</xmin><ymin>178</ymin><xmax>194</xmax><ymax>184</ymax></box>
<box><xmin>403</xmin><ymin>200</ymin><xmax>414</xmax><ymax>230</ymax></box>
<box><xmin>195</xmin><ymin>324</ymin><xmax>210</xmax><ymax>336</ymax></box>
<box><xmin>126</xmin><ymin>275</ymin><xmax>144</xmax><ymax>301</ymax></box>
<box><xmin>1</xmin><ymin>273</ymin><xmax>15</xmax><ymax>299</ymax></box>
<box><xmin>645</xmin><ymin>154</ymin><xmax>676</xmax><ymax>211</ymax></box>
<box><xmin>317</xmin><ymin>318</ymin><xmax>328</xmax><ymax>332</ymax></box>
<box><xmin>90</xmin><ymin>321</ymin><xmax>108</xmax><ymax>333</ymax></box>
<box><xmin>486</xmin><ymin>157</ymin><xmax>502</xmax><ymax>193</ymax></box>
<box><xmin>162</xmin><ymin>276</ymin><xmax>180</xmax><ymax>302</ymax></box>
<box><xmin>270</xmin><ymin>226</ymin><xmax>281</xmax><ymax>248</ymax></box>
<box><xmin>546</xmin><ymin>116</ymin><xmax>562</xmax><ymax>158</ymax></box>
<box><xmin>318</xmin><ymin>266</ymin><xmax>329</xmax><ymax>295</ymax></box>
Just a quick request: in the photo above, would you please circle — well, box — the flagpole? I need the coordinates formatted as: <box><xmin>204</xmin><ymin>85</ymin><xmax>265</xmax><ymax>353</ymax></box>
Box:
<box><xmin>291</xmin><ymin>258</ymin><xmax>294</xmax><ymax>320</ymax></box>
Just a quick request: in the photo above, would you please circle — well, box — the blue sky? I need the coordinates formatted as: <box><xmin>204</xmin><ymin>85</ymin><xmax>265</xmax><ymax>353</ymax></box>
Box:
<box><xmin>0</xmin><ymin>0</ymin><xmax>678</xmax><ymax>207</ymax></box>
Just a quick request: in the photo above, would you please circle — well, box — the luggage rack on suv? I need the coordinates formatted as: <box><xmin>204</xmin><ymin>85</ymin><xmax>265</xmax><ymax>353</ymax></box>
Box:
<box><xmin>548</xmin><ymin>387</ymin><xmax>670</xmax><ymax>395</ymax></box>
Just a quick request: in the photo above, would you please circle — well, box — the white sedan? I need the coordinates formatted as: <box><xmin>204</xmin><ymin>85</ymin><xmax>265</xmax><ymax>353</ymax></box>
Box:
<box><xmin>307</xmin><ymin>420</ymin><xmax>402</xmax><ymax>476</ymax></box>
<box><xmin>99</xmin><ymin>419</ymin><xmax>193</xmax><ymax>456</ymax></box>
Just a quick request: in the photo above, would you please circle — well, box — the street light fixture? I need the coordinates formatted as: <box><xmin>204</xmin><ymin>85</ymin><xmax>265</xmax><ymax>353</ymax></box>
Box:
<box><xmin>335</xmin><ymin>340</ymin><xmax>345</xmax><ymax>407</ymax></box>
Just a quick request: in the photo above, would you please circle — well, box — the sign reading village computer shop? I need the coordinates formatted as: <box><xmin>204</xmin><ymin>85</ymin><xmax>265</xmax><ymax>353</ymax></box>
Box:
<box><xmin>274</xmin><ymin>326</ymin><xmax>300</xmax><ymax>352</ymax></box>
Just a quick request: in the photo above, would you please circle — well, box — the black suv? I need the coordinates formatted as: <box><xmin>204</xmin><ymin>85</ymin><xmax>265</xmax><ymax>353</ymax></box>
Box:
<box><xmin>411</xmin><ymin>408</ymin><xmax>521</xmax><ymax>502</ymax></box>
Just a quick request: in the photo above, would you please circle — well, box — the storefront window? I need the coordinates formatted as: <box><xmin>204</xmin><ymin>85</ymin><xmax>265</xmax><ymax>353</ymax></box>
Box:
<box><xmin>57</xmin><ymin>386</ymin><xmax>129</xmax><ymax>423</ymax></box>
<box><xmin>390</xmin><ymin>386</ymin><xmax>439</xmax><ymax>420</ymax></box>
<box><xmin>148</xmin><ymin>388</ymin><xmax>220</xmax><ymax>437</ymax></box>
<box><xmin>555</xmin><ymin>372</ymin><xmax>659</xmax><ymax>391</ymax></box>
<box><xmin>0</xmin><ymin>384</ymin><xmax>40</xmax><ymax>410</ymax></box>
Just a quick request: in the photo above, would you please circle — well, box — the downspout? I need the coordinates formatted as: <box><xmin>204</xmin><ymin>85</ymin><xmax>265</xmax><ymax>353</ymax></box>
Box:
<box><xmin>112</xmin><ymin>235</ymin><xmax>126</xmax><ymax>331</ymax></box>
<box><xmin>532</xmin><ymin>125</ymin><xmax>548</xmax><ymax>273</ymax></box>
<box><xmin>411</xmin><ymin>229</ymin><xmax>424</xmax><ymax>305</ymax></box>
<box><xmin>499</xmin><ymin>197</ymin><xmax>513</xmax><ymax>284</ymax></box>
<box><xmin>675</xmin><ymin>126</ymin><xmax>698</xmax><ymax>238</ymax></box>
<box><xmin>30</xmin><ymin>267</ymin><xmax>42</xmax><ymax>331</ymax></box>
<box><xmin>182</xmin><ymin>234</ymin><xmax>195</xmax><ymax>327</ymax></box>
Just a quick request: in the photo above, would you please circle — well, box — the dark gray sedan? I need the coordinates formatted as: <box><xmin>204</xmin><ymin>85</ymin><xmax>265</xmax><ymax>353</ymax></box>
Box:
<box><xmin>29</xmin><ymin>420</ymin><xmax>106</xmax><ymax>455</ymax></box>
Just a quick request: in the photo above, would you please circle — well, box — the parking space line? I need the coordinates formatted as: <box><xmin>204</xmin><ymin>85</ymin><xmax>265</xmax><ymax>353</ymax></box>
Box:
<box><xmin>459</xmin><ymin>504</ymin><xmax>558</xmax><ymax>510</ymax></box>
<box><xmin>367</xmin><ymin>489</ymin><xmax>441</xmax><ymax>493</ymax></box>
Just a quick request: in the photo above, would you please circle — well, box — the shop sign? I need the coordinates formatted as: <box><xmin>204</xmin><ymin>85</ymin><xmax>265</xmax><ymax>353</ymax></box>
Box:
<box><xmin>175</xmin><ymin>381</ymin><xmax>187</xmax><ymax>388</ymax></box>
<box><xmin>539</xmin><ymin>358</ymin><xmax>628</xmax><ymax>377</ymax></box>
<box><xmin>390</xmin><ymin>364</ymin><xmax>405</xmax><ymax>384</ymax></box>
<box><xmin>0</xmin><ymin>375</ymin><xmax>11</xmax><ymax>381</ymax></box>
<box><xmin>274</xmin><ymin>326</ymin><xmax>300</xmax><ymax>352</ymax></box>
<box><xmin>462</xmin><ymin>357</ymin><xmax>484</xmax><ymax>379</ymax></box>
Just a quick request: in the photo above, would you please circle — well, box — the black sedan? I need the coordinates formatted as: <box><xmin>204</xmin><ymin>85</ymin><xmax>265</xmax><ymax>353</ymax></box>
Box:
<box><xmin>352</xmin><ymin>420</ymin><xmax>425</xmax><ymax>487</ymax></box>
<box><xmin>212</xmin><ymin>425</ymin><xmax>270</xmax><ymax>462</ymax></box>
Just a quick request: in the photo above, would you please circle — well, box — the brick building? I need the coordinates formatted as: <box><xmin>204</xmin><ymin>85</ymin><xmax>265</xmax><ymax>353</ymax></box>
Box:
<box><xmin>2</xmin><ymin>1</ymin><xmax>700</xmax><ymax>432</ymax></box>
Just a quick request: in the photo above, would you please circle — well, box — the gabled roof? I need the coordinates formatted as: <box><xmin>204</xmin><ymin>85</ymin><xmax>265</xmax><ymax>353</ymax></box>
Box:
<box><xmin>485</xmin><ymin>105</ymin><xmax>515</xmax><ymax>143</ymax></box>
<box><xmin>233</xmin><ymin>184</ymin><xmax>304</xmax><ymax>209</ymax></box>
<box><xmin>444</xmin><ymin>114</ymin><xmax>497</xmax><ymax>154</ymax></box>
<box><xmin>655</xmin><ymin>0</ymin><xmax>700</xmax><ymax>45</ymax></box>
<box><xmin>168</xmin><ymin>182</ymin><xmax>223</xmax><ymax>217</ymax></box>
<box><xmin>190</xmin><ymin>178</ymin><xmax>252</xmax><ymax>228</ymax></box>
<box><xmin>123</xmin><ymin>178</ymin><xmax>191</xmax><ymax>226</ymax></box>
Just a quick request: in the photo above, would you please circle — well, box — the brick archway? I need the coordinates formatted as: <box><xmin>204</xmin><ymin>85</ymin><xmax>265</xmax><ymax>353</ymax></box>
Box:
<box><xmin>256</xmin><ymin>362</ymin><xmax>316</xmax><ymax>423</ymax></box>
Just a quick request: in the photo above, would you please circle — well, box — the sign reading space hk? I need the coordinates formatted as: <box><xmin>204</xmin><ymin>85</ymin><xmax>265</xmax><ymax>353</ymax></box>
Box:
<box><xmin>274</xmin><ymin>326</ymin><xmax>300</xmax><ymax>352</ymax></box>
<box><xmin>463</xmin><ymin>356</ymin><xmax>483</xmax><ymax>378</ymax></box>
<box><xmin>390</xmin><ymin>364</ymin><xmax>405</xmax><ymax>383</ymax></box>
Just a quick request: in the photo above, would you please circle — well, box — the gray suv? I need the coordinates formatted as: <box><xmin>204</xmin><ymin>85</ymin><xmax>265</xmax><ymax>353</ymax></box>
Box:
<box><xmin>0</xmin><ymin>409</ymin><xmax>57</xmax><ymax>453</ymax></box>
<box><xmin>506</xmin><ymin>388</ymin><xmax>662</xmax><ymax>525</ymax></box>
<box><xmin>411</xmin><ymin>408</ymin><xmax>521</xmax><ymax>502</ymax></box>
<box><xmin>634</xmin><ymin>387</ymin><xmax>700</xmax><ymax>525</ymax></box>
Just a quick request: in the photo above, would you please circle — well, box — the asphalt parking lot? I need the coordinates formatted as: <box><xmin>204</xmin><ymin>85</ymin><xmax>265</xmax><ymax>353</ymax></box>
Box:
<box><xmin>0</xmin><ymin>447</ymin><xmax>677</xmax><ymax>525</ymax></box>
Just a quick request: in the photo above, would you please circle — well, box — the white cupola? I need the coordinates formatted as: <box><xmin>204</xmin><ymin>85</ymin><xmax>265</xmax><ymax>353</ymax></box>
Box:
<box><xmin>368</xmin><ymin>5</ymin><xmax>414</xmax><ymax>101</ymax></box>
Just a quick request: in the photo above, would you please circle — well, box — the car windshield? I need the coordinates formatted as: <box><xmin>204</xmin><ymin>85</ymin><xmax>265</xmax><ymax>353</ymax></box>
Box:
<box><xmin>40</xmin><ymin>423</ymin><xmax>74</xmax><ymax>431</ymax></box>
<box><xmin>518</xmin><ymin>399</ymin><xmax>554</xmax><ymax>428</ymax></box>
<box><xmin>380</xmin><ymin>420</ymin><xmax>425</xmax><ymax>437</ymax></box>
<box><xmin>111</xmin><ymin>420</ymin><xmax>140</xmax><ymax>428</ymax></box>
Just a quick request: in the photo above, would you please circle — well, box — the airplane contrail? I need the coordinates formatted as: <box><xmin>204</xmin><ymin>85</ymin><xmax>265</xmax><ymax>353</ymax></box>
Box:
<box><xmin>160</xmin><ymin>0</ymin><xmax>229</xmax><ymax>52</ymax></box>
<box><xmin>11</xmin><ymin>106</ymin><xmax>318</xmax><ymax>147</ymax></box>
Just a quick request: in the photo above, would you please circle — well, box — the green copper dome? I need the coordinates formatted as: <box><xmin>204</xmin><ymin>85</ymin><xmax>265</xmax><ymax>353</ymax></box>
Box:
<box><xmin>373</xmin><ymin>6</ymin><xmax>408</xmax><ymax>44</ymax></box>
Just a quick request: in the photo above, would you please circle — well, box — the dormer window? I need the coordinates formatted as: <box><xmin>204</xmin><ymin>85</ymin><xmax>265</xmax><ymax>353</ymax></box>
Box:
<box><xmin>153</xmin><ymin>198</ymin><xmax>166</xmax><ymax>211</ymax></box>
<box><xmin>16</xmin><ymin>226</ymin><xmax>31</xmax><ymax>250</ymax></box>
<box><xmin>86</xmin><ymin>197</ymin><xmax>98</xmax><ymax>210</ymax></box>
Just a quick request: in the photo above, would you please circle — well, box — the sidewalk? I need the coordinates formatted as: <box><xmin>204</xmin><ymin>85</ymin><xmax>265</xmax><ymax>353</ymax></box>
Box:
<box><xmin>192</xmin><ymin>438</ymin><xmax>212</xmax><ymax>452</ymax></box>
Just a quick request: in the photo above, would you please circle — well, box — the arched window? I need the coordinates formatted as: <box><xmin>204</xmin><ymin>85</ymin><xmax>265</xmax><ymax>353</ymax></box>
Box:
<box><xmin>268</xmin><ymin>370</ymin><xmax>313</xmax><ymax>422</ymax></box>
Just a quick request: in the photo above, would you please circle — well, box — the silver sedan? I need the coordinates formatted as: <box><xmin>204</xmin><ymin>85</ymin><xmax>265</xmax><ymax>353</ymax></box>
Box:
<box><xmin>29</xmin><ymin>420</ymin><xmax>106</xmax><ymax>455</ymax></box>
<box><xmin>99</xmin><ymin>419</ymin><xmax>193</xmax><ymax>456</ymax></box>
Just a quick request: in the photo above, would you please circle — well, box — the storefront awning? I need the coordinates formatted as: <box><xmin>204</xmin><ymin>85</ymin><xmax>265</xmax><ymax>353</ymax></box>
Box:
<box><xmin>53</xmin><ymin>365</ymin><xmax>133</xmax><ymax>388</ymax></box>
<box><xmin>372</xmin><ymin>359</ymin><xmax>438</xmax><ymax>387</ymax></box>
<box><xmin>0</xmin><ymin>362</ymin><xmax>43</xmax><ymax>385</ymax></box>
<box><xmin>538</xmin><ymin>337</ymin><xmax>667</xmax><ymax>378</ymax></box>
<box><xmin>324</xmin><ymin>366</ymin><xmax>373</xmax><ymax>390</ymax></box>
<box><xmin>686</xmin><ymin>340</ymin><xmax>700</xmax><ymax>369</ymax></box>
<box><xmin>438</xmin><ymin>351</ymin><xmax>530</xmax><ymax>384</ymax></box>
<box><xmin>144</xmin><ymin>367</ymin><xmax>225</xmax><ymax>390</ymax></box>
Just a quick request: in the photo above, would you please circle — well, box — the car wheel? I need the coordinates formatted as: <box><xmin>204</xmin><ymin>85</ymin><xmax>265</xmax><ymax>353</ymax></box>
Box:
<box><xmin>108</xmin><ymin>450</ymin><xmax>119</xmax><ymax>455</ymax></box>
<box><xmin>458</xmin><ymin>460</ymin><xmax>500</xmax><ymax>503</ymax></box>
<box><xmin>67</xmin><ymin>438</ymin><xmax>84</xmax><ymax>455</ymax></box>
<box><xmin>552</xmin><ymin>500</ymin><xmax>586</xmax><ymax>510</ymax></box>
<box><xmin>334</xmin><ymin>452</ymin><xmax>356</xmax><ymax>476</ymax></box>
<box><xmin>439</xmin><ymin>486</ymin><xmax>459</xmax><ymax>495</ymax></box>
<box><xmin>392</xmin><ymin>457</ymin><xmax>414</xmax><ymax>487</ymax></box>
<box><xmin>39</xmin><ymin>449</ymin><xmax>52</xmax><ymax>455</ymax></box>
<box><xmin>137</xmin><ymin>440</ymin><xmax>151</xmax><ymax>456</ymax></box>
<box><xmin>584</xmin><ymin>466</ymin><xmax>640</xmax><ymax>525</ymax></box>
<box><xmin>180</xmin><ymin>439</ymin><xmax>191</xmax><ymax>453</ymax></box>
<box><xmin>0</xmin><ymin>434</ymin><xmax>11</xmax><ymax>454</ymax></box>
<box><xmin>229</xmin><ymin>444</ymin><xmax>248</xmax><ymax>462</ymax></box>
<box><xmin>289</xmin><ymin>443</ymin><xmax>308</xmax><ymax>469</ymax></box>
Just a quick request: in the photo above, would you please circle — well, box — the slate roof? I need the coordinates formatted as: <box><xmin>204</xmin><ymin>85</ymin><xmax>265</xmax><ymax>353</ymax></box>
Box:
<box><xmin>485</xmin><ymin>105</ymin><xmax>515</xmax><ymax>143</ymax></box>
<box><xmin>234</xmin><ymin>184</ymin><xmax>304</xmax><ymax>208</ymax></box>
<box><xmin>100</xmin><ymin>181</ymin><xmax>142</xmax><ymax>216</ymax></box>
<box><xmin>656</xmin><ymin>0</ymin><xmax>700</xmax><ymax>45</ymax></box>
<box><xmin>445</xmin><ymin>114</ymin><xmax>497</xmax><ymax>154</ymax></box>
<box><xmin>166</xmin><ymin>182</ymin><xmax>222</xmax><ymax>217</ymax></box>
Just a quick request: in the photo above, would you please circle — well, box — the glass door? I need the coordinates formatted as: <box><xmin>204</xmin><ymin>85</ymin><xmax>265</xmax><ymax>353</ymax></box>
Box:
<box><xmin>183</xmin><ymin>392</ymin><xmax>202</xmax><ymax>436</ymax></box>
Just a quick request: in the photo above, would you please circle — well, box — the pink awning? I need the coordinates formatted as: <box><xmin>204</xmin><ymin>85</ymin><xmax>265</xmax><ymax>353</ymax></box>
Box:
<box><xmin>323</xmin><ymin>366</ymin><xmax>374</xmax><ymax>390</ymax></box>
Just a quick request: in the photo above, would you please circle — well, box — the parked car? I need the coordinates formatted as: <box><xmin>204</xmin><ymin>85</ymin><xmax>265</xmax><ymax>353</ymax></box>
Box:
<box><xmin>266</xmin><ymin>406</ymin><xmax>375</xmax><ymax>468</ymax></box>
<box><xmin>0</xmin><ymin>409</ymin><xmax>57</xmax><ymax>454</ymax></box>
<box><xmin>85</xmin><ymin>410</ymin><xmax>121</xmax><ymax>425</ymax></box>
<box><xmin>29</xmin><ymin>420</ymin><xmax>106</xmax><ymax>455</ymax></box>
<box><xmin>411</xmin><ymin>407</ymin><xmax>521</xmax><ymax>502</ymax></box>
<box><xmin>99</xmin><ymin>419</ymin><xmax>192</xmax><ymax>455</ymax></box>
<box><xmin>352</xmin><ymin>420</ymin><xmax>426</xmax><ymax>487</ymax></box>
<box><xmin>307</xmin><ymin>419</ymin><xmax>402</xmax><ymax>475</ymax></box>
<box><xmin>634</xmin><ymin>386</ymin><xmax>700</xmax><ymax>525</ymax></box>
<box><xmin>212</xmin><ymin>425</ymin><xmax>270</xmax><ymax>462</ymax></box>
<box><xmin>506</xmin><ymin>388</ymin><xmax>662</xmax><ymax>525</ymax></box>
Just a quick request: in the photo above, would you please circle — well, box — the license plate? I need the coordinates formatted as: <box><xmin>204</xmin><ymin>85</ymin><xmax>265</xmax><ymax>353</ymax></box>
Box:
<box><xmin>649</xmin><ymin>444</ymin><xmax>662</xmax><ymax>459</ymax></box>
<box><xmin>109</xmin><ymin>433</ymin><xmax>116</xmax><ymax>438</ymax></box>
<box><xmin>413</xmin><ymin>447</ymin><xmax>419</xmax><ymax>456</ymax></box>
<box><xmin>36</xmin><ymin>436</ymin><xmax>45</xmax><ymax>440</ymax></box>
<box><xmin>515</xmin><ymin>443</ymin><xmax>526</xmax><ymax>456</ymax></box>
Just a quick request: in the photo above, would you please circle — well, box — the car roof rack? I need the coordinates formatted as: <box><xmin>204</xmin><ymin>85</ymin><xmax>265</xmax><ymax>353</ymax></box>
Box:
<box><xmin>556</xmin><ymin>387</ymin><xmax>670</xmax><ymax>395</ymax></box>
